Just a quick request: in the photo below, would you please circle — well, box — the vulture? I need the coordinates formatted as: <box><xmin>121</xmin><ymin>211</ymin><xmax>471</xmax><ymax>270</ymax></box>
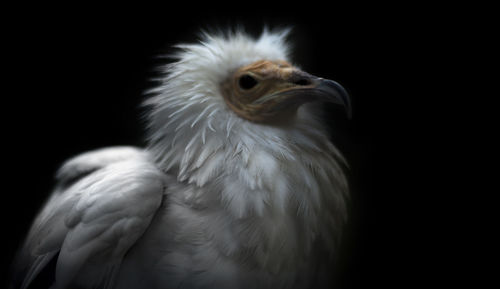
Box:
<box><xmin>11</xmin><ymin>28</ymin><xmax>352</xmax><ymax>289</ymax></box>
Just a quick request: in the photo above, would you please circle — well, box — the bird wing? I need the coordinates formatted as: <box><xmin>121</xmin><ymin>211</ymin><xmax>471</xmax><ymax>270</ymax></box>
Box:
<box><xmin>14</xmin><ymin>147</ymin><xmax>166</xmax><ymax>289</ymax></box>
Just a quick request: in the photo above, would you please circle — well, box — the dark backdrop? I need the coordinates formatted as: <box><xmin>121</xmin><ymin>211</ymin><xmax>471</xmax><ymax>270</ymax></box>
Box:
<box><xmin>3</xmin><ymin>3</ymin><xmax>453</xmax><ymax>288</ymax></box>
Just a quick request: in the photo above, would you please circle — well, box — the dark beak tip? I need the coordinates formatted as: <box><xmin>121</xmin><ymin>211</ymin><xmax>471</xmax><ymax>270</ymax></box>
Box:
<box><xmin>317</xmin><ymin>78</ymin><xmax>352</xmax><ymax>120</ymax></box>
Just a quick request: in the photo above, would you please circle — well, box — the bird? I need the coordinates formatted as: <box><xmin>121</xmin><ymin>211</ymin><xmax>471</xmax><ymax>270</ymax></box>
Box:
<box><xmin>11</xmin><ymin>28</ymin><xmax>351</xmax><ymax>289</ymax></box>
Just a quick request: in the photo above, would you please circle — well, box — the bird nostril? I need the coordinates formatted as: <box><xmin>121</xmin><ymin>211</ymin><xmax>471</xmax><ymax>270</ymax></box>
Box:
<box><xmin>293</xmin><ymin>78</ymin><xmax>311</xmax><ymax>86</ymax></box>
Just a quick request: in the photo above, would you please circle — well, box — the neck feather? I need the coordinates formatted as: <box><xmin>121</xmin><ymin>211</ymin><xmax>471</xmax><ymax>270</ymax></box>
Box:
<box><xmin>147</xmin><ymin>105</ymin><xmax>348</xmax><ymax>268</ymax></box>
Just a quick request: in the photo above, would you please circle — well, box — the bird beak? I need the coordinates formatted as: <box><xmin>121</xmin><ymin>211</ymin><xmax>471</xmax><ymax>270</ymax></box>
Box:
<box><xmin>254</xmin><ymin>71</ymin><xmax>352</xmax><ymax>119</ymax></box>
<box><xmin>306</xmin><ymin>75</ymin><xmax>352</xmax><ymax>119</ymax></box>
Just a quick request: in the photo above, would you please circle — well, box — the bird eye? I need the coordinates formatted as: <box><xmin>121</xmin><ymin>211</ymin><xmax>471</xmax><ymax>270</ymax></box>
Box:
<box><xmin>238</xmin><ymin>74</ymin><xmax>258</xmax><ymax>90</ymax></box>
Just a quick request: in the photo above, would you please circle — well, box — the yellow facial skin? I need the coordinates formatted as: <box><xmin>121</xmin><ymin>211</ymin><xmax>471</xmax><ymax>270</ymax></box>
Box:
<box><xmin>221</xmin><ymin>60</ymin><xmax>318</xmax><ymax>122</ymax></box>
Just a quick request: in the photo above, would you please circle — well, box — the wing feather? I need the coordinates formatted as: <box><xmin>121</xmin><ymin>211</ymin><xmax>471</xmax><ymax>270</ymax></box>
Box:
<box><xmin>14</xmin><ymin>147</ymin><xmax>165</xmax><ymax>289</ymax></box>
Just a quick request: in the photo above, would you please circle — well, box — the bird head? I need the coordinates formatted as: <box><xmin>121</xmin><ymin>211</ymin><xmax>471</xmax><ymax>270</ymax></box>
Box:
<box><xmin>145</xmin><ymin>29</ymin><xmax>350</xmax><ymax>181</ymax></box>
<box><xmin>145</xmin><ymin>29</ymin><xmax>349</xmax><ymax>254</ymax></box>
<box><xmin>221</xmin><ymin>59</ymin><xmax>351</xmax><ymax>123</ymax></box>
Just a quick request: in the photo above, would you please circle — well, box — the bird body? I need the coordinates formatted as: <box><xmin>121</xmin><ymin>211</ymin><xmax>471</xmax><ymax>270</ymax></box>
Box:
<box><xmin>12</xmin><ymin>29</ymin><xmax>350</xmax><ymax>289</ymax></box>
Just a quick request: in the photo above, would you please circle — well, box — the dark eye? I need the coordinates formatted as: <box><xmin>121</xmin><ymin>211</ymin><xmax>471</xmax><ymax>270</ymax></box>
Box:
<box><xmin>238</xmin><ymin>74</ymin><xmax>258</xmax><ymax>90</ymax></box>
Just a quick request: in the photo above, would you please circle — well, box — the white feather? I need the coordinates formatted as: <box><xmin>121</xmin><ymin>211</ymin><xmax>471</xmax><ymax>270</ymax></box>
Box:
<box><xmin>14</xmin><ymin>29</ymin><xmax>349</xmax><ymax>289</ymax></box>
<box><xmin>141</xmin><ymin>29</ymin><xmax>348</xmax><ymax>288</ymax></box>
<box><xmin>17</xmin><ymin>147</ymin><xmax>165</xmax><ymax>289</ymax></box>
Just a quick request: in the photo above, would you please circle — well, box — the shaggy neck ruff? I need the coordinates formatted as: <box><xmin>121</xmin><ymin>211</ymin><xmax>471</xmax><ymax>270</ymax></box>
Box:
<box><xmin>144</xmin><ymin>30</ymin><xmax>348</xmax><ymax>269</ymax></box>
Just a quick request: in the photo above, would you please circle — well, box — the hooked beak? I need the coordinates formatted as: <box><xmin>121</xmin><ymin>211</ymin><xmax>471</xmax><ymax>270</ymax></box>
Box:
<box><xmin>221</xmin><ymin>60</ymin><xmax>351</xmax><ymax>123</ymax></box>
<box><xmin>254</xmin><ymin>71</ymin><xmax>352</xmax><ymax>119</ymax></box>
<box><xmin>313</xmin><ymin>77</ymin><xmax>352</xmax><ymax>119</ymax></box>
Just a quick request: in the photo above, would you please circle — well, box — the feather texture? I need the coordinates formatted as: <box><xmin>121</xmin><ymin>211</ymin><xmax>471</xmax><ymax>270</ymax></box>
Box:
<box><xmin>13</xmin><ymin>29</ymin><xmax>349</xmax><ymax>289</ymax></box>
<box><xmin>15</xmin><ymin>147</ymin><xmax>165</xmax><ymax>289</ymax></box>
<box><xmin>139</xmin><ymin>30</ymin><xmax>349</xmax><ymax>288</ymax></box>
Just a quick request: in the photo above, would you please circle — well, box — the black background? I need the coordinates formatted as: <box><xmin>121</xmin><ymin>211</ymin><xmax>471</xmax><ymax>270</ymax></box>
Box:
<box><xmin>2</xmin><ymin>3</ymin><xmax>469</xmax><ymax>289</ymax></box>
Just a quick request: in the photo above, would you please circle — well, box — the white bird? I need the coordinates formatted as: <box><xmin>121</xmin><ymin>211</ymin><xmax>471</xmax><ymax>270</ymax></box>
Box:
<box><xmin>11</xmin><ymin>29</ymin><xmax>351</xmax><ymax>289</ymax></box>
